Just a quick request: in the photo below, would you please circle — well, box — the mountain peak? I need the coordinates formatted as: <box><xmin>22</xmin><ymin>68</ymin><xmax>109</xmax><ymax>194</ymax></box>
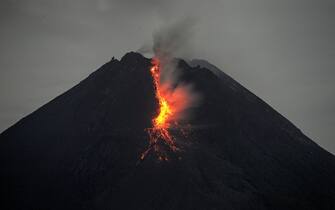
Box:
<box><xmin>120</xmin><ymin>51</ymin><xmax>148</xmax><ymax>63</ymax></box>
<box><xmin>1</xmin><ymin>53</ymin><xmax>335</xmax><ymax>210</ymax></box>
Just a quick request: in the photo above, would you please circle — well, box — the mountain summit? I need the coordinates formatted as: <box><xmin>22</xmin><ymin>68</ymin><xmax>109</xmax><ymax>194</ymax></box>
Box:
<box><xmin>1</xmin><ymin>52</ymin><xmax>335</xmax><ymax>210</ymax></box>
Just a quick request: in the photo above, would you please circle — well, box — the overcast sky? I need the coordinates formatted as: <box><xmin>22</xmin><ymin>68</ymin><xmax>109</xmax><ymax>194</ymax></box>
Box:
<box><xmin>0</xmin><ymin>0</ymin><xmax>334</xmax><ymax>154</ymax></box>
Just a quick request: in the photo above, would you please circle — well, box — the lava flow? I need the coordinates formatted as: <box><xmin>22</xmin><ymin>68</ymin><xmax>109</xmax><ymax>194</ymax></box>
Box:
<box><xmin>140</xmin><ymin>58</ymin><xmax>178</xmax><ymax>160</ymax></box>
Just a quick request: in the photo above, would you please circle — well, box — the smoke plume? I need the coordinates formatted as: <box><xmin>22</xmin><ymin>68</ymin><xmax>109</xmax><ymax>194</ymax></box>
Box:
<box><xmin>152</xmin><ymin>18</ymin><xmax>196</xmax><ymax>59</ymax></box>
<box><xmin>152</xmin><ymin>18</ymin><xmax>201</xmax><ymax>123</ymax></box>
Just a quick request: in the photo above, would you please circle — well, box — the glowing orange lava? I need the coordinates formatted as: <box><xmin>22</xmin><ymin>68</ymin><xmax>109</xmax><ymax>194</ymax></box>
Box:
<box><xmin>140</xmin><ymin>58</ymin><xmax>178</xmax><ymax>160</ymax></box>
<box><xmin>150</xmin><ymin>58</ymin><xmax>173</xmax><ymax>129</ymax></box>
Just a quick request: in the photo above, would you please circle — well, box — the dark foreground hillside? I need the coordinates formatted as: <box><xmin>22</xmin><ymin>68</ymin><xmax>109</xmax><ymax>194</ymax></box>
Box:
<box><xmin>1</xmin><ymin>52</ymin><xmax>335</xmax><ymax>210</ymax></box>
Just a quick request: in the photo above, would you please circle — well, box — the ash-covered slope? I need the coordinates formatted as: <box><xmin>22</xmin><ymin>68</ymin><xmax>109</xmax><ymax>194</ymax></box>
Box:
<box><xmin>1</xmin><ymin>52</ymin><xmax>335</xmax><ymax>210</ymax></box>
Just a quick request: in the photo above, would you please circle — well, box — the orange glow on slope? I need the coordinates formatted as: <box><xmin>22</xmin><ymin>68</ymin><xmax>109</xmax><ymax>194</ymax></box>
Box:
<box><xmin>139</xmin><ymin>57</ymin><xmax>199</xmax><ymax>161</ymax></box>
<box><xmin>141</xmin><ymin>58</ymin><xmax>178</xmax><ymax>160</ymax></box>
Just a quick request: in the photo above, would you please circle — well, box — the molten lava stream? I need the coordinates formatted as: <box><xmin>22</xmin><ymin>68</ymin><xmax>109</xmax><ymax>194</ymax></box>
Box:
<box><xmin>141</xmin><ymin>58</ymin><xmax>177</xmax><ymax>160</ymax></box>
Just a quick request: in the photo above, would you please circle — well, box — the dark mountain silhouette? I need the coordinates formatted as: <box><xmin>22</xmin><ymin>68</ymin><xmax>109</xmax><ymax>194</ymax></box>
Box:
<box><xmin>1</xmin><ymin>52</ymin><xmax>335</xmax><ymax>210</ymax></box>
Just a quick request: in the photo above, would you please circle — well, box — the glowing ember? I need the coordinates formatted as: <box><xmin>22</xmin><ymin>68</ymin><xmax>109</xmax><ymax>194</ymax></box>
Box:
<box><xmin>150</xmin><ymin>59</ymin><xmax>173</xmax><ymax>129</ymax></box>
<box><xmin>140</xmin><ymin>56</ymin><xmax>199</xmax><ymax>161</ymax></box>
<box><xmin>141</xmin><ymin>58</ymin><xmax>178</xmax><ymax>160</ymax></box>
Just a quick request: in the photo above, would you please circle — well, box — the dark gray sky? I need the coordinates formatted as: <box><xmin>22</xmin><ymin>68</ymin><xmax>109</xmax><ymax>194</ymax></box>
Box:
<box><xmin>1</xmin><ymin>0</ymin><xmax>334</xmax><ymax>154</ymax></box>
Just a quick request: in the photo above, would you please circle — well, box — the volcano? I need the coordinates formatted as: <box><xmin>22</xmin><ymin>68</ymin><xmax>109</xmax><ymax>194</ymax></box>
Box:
<box><xmin>1</xmin><ymin>52</ymin><xmax>335</xmax><ymax>210</ymax></box>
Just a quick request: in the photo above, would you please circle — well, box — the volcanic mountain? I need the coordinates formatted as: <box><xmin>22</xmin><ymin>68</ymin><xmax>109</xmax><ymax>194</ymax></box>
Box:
<box><xmin>1</xmin><ymin>52</ymin><xmax>335</xmax><ymax>210</ymax></box>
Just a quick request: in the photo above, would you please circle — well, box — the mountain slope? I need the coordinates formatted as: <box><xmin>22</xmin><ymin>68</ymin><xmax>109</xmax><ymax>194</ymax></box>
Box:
<box><xmin>1</xmin><ymin>52</ymin><xmax>335</xmax><ymax>210</ymax></box>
